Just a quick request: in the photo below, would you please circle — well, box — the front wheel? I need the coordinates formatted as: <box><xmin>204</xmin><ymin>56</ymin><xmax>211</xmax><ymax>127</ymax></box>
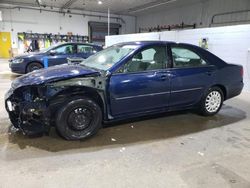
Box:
<box><xmin>26</xmin><ymin>62</ymin><xmax>43</xmax><ymax>73</ymax></box>
<box><xmin>55</xmin><ymin>97</ymin><xmax>102</xmax><ymax>140</ymax></box>
<box><xmin>199</xmin><ymin>87</ymin><xmax>224</xmax><ymax>116</ymax></box>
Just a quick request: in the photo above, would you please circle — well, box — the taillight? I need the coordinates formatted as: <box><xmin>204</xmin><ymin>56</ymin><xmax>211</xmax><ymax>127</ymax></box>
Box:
<box><xmin>240</xmin><ymin>67</ymin><xmax>244</xmax><ymax>77</ymax></box>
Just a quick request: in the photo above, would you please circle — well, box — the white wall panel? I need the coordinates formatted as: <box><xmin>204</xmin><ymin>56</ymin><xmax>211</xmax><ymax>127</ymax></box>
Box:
<box><xmin>105</xmin><ymin>32</ymin><xmax>160</xmax><ymax>47</ymax></box>
<box><xmin>159</xmin><ymin>31</ymin><xmax>177</xmax><ymax>42</ymax></box>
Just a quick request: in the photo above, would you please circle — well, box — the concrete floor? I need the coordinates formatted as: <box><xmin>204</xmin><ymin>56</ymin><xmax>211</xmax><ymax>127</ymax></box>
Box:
<box><xmin>0</xmin><ymin>59</ymin><xmax>250</xmax><ymax>188</ymax></box>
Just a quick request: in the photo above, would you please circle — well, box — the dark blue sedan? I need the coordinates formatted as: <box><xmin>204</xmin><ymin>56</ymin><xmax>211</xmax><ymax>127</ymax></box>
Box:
<box><xmin>5</xmin><ymin>41</ymin><xmax>243</xmax><ymax>140</ymax></box>
<box><xmin>9</xmin><ymin>42</ymin><xmax>103</xmax><ymax>74</ymax></box>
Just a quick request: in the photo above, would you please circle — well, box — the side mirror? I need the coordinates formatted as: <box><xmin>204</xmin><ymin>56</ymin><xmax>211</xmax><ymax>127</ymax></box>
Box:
<box><xmin>49</xmin><ymin>50</ymin><xmax>56</xmax><ymax>56</ymax></box>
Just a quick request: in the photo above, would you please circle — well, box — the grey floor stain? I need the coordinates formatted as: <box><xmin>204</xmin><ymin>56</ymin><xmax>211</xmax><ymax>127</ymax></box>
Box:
<box><xmin>213</xmin><ymin>164</ymin><xmax>250</xmax><ymax>188</ymax></box>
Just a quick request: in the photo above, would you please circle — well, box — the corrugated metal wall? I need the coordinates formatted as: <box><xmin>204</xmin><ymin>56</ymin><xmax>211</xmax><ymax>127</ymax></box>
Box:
<box><xmin>137</xmin><ymin>0</ymin><xmax>250</xmax><ymax>31</ymax></box>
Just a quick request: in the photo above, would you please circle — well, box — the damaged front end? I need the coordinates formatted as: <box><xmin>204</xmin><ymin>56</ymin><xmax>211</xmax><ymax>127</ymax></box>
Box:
<box><xmin>5</xmin><ymin>64</ymin><xmax>107</xmax><ymax>136</ymax></box>
<box><xmin>5</xmin><ymin>76</ymin><xmax>107</xmax><ymax>136</ymax></box>
<box><xmin>5</xmin><ymin>85</ymin><xmax>51</xmax><ymax>135</ymax></box>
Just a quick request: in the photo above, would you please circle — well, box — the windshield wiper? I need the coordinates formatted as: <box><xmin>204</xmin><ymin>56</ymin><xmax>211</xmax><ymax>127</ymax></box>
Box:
<box><xmin>80</xmin><ymin>63</ymin><xmax>101</xmax><ymax>72</ymax></box>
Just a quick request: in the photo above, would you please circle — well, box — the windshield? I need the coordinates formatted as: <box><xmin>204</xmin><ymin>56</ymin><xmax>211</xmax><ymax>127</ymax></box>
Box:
<box><xmin>81</xmin><ymin>45</ymin><xmax>138</xmax><ymax>70</ymax></box>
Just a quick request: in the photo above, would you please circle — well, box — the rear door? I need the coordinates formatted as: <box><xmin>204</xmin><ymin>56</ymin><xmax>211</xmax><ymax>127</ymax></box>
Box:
<box><xmin>109</xmin><ymin>44</ymin><xmax>171</xmax><ymax>116</ymax></box>
<box><xmin>169</xmin><ymin>44</ymin><xmax>216</xmax><ymax>108</ymax></box>
<box><xmin>47</xmin><ymin>44</ymin><xmax>77</xmax><ymax>66</ymax></box>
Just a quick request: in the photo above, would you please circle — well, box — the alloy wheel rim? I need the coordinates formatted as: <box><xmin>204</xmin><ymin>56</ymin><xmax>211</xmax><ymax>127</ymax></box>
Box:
<box><xmin>205</xmin><ymin>91</ymin><xmax>222</xmax><ymax>113</ymax></box>
<box><xmin>31</xmin><ymin>66</ymin><xmax>40</xmax><ymax>71</ymax></box>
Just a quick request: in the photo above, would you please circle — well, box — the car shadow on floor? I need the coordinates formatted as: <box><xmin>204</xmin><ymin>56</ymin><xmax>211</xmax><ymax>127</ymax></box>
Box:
<box><xmin>0</xmin><ymin>72</ymin><xmax>20</xmax><ymax>80</ymax></box>
<box><xmin>5</xmin><ymin>102</ymin><xmax>246</xmax><ymax>155</ymax></box>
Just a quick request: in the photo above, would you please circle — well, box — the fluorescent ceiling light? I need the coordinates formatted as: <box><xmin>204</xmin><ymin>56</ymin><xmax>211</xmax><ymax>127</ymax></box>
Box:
<box><xmin>98</xmin><ymin>1</ymin><xmax>103</xmax><ymax>5</ymax></box>
<box><xmin>129</xmin><ymin>0</ymin><xmax>177</xmax><ymax>13</ymax></box>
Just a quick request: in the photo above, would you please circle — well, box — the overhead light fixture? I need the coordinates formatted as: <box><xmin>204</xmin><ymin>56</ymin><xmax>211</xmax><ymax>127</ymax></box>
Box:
<box><xmin>129</xmin><ymin>0</ymin><xmax>177</xmax><ymax>13</ymax></box>
<box><xmin>98</xmin><ymin>1</ymin><xmax>103</xmax><ymax>5</ymax></box>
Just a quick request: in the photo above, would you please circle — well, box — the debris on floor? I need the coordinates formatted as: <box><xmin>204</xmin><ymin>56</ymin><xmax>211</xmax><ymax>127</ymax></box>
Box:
<box><xmin>198</xmin><ymin>151</ymin><xmax>205</xmax><ymax>156</ymax></box>
<box><xmin>229</xmin><ymin>179</ymin><xmax>237</xmax><ymax>184</ymax></box>
<box><xmin>119</xmin><ymin>147</ymin><xmax>126</xmax><ymax>152</ymax></box>
<box><xmin>111</xmin><ymin>138</ymin><xmax>117</xmax><ymax>142</ymax></box>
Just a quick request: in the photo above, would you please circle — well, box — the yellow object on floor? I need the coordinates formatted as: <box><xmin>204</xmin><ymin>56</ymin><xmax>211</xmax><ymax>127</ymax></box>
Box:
<box><xmin>0</xmin><ymin>32</ymin><xmax>11</xmax><ymax>58</ymax></box>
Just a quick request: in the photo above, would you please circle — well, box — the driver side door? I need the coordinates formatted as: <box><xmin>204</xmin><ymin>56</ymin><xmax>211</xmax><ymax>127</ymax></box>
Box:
<box><xmin>47</xmin><ymin>44</ymin><xmax>77</xmax><ymax>67</ymax></box>
<box><xmin>109</xmin><ymin>45</ymin><xmax>171</xmax><ymax>117</ymax></box>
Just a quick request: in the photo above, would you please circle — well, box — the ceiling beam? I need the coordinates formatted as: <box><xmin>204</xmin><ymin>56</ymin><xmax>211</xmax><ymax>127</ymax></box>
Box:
<box><xmin>0</xmin><ymin>0</ymin><xmax>62</xmax><ymax>9</ymax></box>
<box><xmin>0</xmin><ymin>0</ymin><xmax>37</xmax><ymax>7</ymax></box>
<box><xmin>60</xmin><ymin>0</ymin><xmax>78</xmax><ymax>10</ymax></box>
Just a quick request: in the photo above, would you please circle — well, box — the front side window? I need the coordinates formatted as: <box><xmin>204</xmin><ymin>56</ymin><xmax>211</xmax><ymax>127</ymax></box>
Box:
<box><xmin>171</xmin><ymin>47</ymin><xmax>208</xmax><ymax>68</ymax></box>
<box><xmin>118</xmin><ymin>46</ymin><xmax>167</xmax><ymax>73</ymax></box>
<box><xmin>54</xmin><ymin>44</ymin><xmax>75</xmax><ymax>54</ymax></box>
<box><xmin>77</xmin><ymin>45</ymin><xmax>95</xmax><ymax>54</ymax></box>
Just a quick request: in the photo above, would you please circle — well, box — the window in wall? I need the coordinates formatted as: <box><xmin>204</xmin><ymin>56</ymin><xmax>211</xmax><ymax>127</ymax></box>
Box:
<box><xmin>171</xmin><ymin>47</ymin><xmax>208</xmax><ymax>68</ymax></box>
<box><xmin>89</xmin><ymin>22</ymin><xmax>121</xmax><ymax>46</ymax></box>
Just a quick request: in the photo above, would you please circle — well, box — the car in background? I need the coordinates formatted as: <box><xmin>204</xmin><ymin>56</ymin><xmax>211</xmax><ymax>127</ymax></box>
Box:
<box><xmin>5</xmin><ymin>41</ymin><xmax>243</xmax><ymax>140</ymax></box>
<box><xmin>9</xmin><ymin>42</ymin><xmax>103</xmax><ymax>74</ymax></box>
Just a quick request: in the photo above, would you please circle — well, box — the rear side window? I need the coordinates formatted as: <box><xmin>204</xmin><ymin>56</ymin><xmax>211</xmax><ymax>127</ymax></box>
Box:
<box><xmin>77</xmin><ymin>45</ymin><xmax>95</xmax><ymax>54</ymax></box>
<box><xmin>171</xmin><ymin>47</ymin><xmax>208</xmax><ymax>68</ymax></box>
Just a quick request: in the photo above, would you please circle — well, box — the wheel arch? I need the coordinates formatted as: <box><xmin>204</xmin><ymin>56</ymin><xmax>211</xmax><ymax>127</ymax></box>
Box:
<box><xmin>25</xmin><ymin>61</ymin><xmax>44</xmax><ymax>73</ymax></box>
<box><xmin>211</xmin><ymin>84</ymin><xmax>227</xmax><ymax>100</ymax></box>
<box><xmin>49</xmin><ymin>86</ymin><xmax>106</xmax><ymax>119</ymax></box>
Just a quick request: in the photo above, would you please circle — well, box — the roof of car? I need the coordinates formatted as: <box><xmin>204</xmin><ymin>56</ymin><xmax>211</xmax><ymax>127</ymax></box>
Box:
<box><xmin>116</xmin><ymin>41</ymin><xmax>175</xmax><ymax>45</ymax></box>
<box><xmin>57</xmin><ymin>42</ymin><xmax>102</xmax><ymax>47</ymax></box>
<box><xmin>114</xmin><ymin>41</ymin><xmax>206</xmax><ymax>50</ymax></box>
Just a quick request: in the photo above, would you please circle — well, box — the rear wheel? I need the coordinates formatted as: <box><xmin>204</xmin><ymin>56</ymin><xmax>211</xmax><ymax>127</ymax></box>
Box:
<box><xmin>199</xmin><ymin>87</ymin><xmax>224</xmax><ymax>116</ymax></box>
<box><xmin>26</xmin><ymin>62</ymin><xmax>43</xmax><ymax>73</ymax></box>
<box><xmin>55</xmin><ymin>97</ymin><xmax>102</xmax><ymax>140</ymax></box>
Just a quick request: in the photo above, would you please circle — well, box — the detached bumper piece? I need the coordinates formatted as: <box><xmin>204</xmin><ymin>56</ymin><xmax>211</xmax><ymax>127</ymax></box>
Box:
<box><xmin>5</xmin><ymin>90</ymin><xmax>50</xmax><ymax>136</ymax></box>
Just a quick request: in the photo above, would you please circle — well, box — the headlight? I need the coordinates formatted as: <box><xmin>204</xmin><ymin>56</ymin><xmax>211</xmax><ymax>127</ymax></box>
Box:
<box><xmin>12</xmin><ymin>58</ymin><xmax>24</xmax><ymax>64</ymax></box>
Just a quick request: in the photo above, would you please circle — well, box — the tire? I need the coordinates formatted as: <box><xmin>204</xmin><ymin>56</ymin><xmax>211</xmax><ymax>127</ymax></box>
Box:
<box><xmin>9</xmin><ymin>114</ymin><xmax>19</xmax><ymax>128</ymax></box>
<box><xmin>199</xmin><ymin>87</ymin><xmax>224</xmax><ymax>116</ymax></box>
<box><xmin>55</xmin><ymin>97</ymin><xmax>102</xmax><ymax>140</ymax></box>
<box><xmin>26</xmin><ymin>62</ymin><xmax>43</xmax><ymax>73</ymax></box>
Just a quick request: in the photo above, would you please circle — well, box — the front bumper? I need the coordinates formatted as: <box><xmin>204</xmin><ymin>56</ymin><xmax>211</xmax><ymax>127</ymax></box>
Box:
<box><xmin>9</xmin><ymin>61</ymin><xmax>26</xmax><ymax>74</ymax></box>
<box><xmin>5</xmin><ymin>88</ymin><xmax>50</xmax><ymax>135</ymax></box>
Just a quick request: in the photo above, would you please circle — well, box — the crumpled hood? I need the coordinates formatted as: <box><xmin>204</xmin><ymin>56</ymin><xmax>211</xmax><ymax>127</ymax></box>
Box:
<box><xmin>12</xmin><ymin>64</ymin><xmax>100</xmax><ymax>89</ymax></box>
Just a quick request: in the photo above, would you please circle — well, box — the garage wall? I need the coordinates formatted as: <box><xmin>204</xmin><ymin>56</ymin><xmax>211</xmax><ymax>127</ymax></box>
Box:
<box><xmin>136</xmin><ymin>0</ymin><xmax>250</xmax><ymax>31</ymax></box>
<box><xmin>105</xmin><ymin>32</ymin><xmax>161</xmax><ymax>47</ymax></box>
<box><xmin>106</xmin><ymin>24</ymin><xmax>250</xmax><ymax>91</ymax></box>
<box><xmin>0</xmin><ymin>8</ymin><xmax>136</xmax><ymax>48</ymax></box>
